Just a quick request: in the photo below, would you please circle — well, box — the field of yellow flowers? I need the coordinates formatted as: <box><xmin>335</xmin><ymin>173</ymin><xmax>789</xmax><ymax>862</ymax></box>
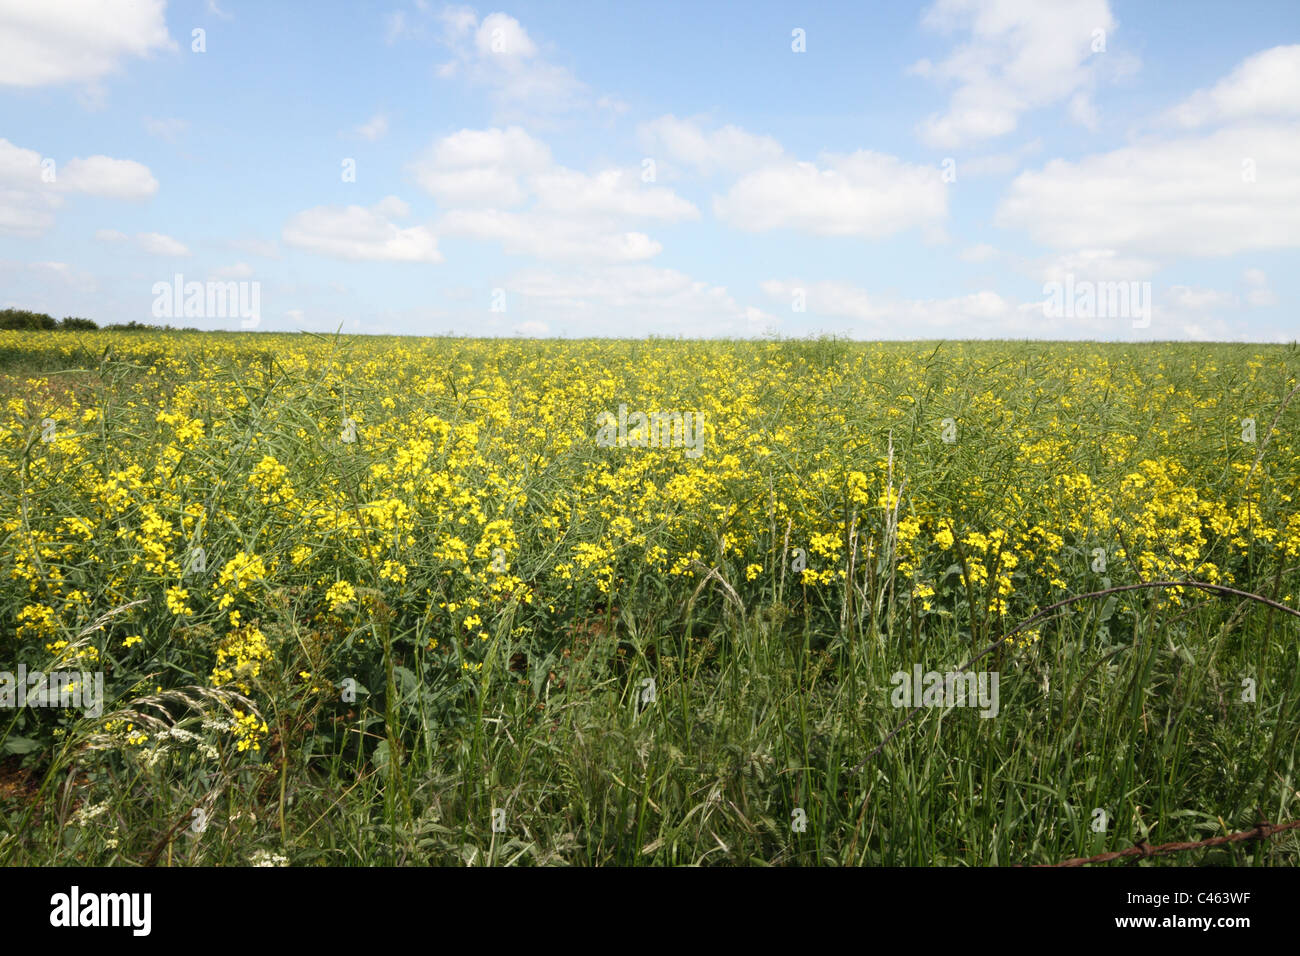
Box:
<box><xmin>1</xmin><ymin>330</ymin><xmax>1298</xmax><ymax>865</ymax></box>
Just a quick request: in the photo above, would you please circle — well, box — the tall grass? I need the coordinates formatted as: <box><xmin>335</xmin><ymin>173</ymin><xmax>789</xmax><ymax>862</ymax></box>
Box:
<box><xmin>1</xmin><ymin>333</ymin><xmax>1297</xmax><ymax>865</ymax></box>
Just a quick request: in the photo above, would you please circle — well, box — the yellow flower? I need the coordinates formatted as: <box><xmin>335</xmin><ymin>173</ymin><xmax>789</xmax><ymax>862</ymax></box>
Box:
<box><xmin>230</xmin><ymin>708</ymin><xmax>269</xmax><ymax>752</ymax></box>
<box><xmin>166</xmin><ymin>585</ymin><xmax>193</xmax><ymax>617</ymax></box>
<box><xmin>325</xmin><ymin>580</ymin><xmax>356</xmax><ymax>612</ymax></box>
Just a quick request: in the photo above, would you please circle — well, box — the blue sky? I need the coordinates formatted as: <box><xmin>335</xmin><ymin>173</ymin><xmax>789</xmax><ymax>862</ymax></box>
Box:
<box><xmin>1</xmin><ymin>0</ymin><xmax>1296</xmax><ymax>340</ymax></box>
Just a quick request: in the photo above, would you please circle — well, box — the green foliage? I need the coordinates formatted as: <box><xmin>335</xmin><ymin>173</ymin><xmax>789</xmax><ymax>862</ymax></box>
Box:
<box><xmin>0</xmin><ymin>310</ymin><xmax>100</xmax><ymax>331</ymax></box>
<box><xmin>0</xmin><ymin>308</ymin><xmax>57</xmax><ymax>330</ymax></box>
<box><xmin>0</xmin><ymin>333</ymin><xmax>1296</xmax><ymax>866</ymax></box>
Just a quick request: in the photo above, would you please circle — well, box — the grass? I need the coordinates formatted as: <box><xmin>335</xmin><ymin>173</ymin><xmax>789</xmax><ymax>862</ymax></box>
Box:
<box><xmin>0</xmin><ymin>331</ymin><xmax>1297</xmax><ymax>865</ymax></box>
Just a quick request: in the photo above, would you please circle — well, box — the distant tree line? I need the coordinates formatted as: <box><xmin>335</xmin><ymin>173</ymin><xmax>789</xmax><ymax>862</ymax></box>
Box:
<box><xmin>0</xmin><ymin>308</ymin><xmax>199</xmax><ymax>332</ymax></box>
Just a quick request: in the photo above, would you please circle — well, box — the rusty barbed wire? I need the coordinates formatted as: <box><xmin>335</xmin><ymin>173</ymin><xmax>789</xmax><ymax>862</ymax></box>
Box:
<box><xmin>1030</xmin><ymin>819</ymin><xmax>1300</xmax><ymax>867</ymax></box>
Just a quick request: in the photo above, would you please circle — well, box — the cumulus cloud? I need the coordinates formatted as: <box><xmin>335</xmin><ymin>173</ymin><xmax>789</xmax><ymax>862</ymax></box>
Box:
<box><xmin>911</xmin><ymin>0</ymin><xmax>1118</xmax><ymax>148</ymax></box>
<box><xmin>636</xmin><ymin>115</ymin><xmax>786</xmax><ymax>176</ymax></box>
<box><xmin>758</xmin><ymin>274</ymin><xmax>1278</xmax><ymax>342</ymax></box>
<box><xmin>60</xmin><ymin>155</ymin><xmax>158</xmax><ymax>199</ymax></box>
<box><xmin>956</xmin><ymin>137</ymin><xmax>1043</xmax><ymax>177</ymax></box>
<box><xmin>508</xmin><ymin>264</ymin><xmax>777</xmax><ymax>336</ymax></box>
<box><xmin>1243</xmin><ymin>268</ymin><xmax>1277</xmax><ymax>307</ymax></box>
<box><xmin>354</xmin><ymin>113</ymin><xmax>389</xmax><ymax>142</ymax></box>
<box><xmin>1164</xmin><ymin>45</ymin><xmax>1300</xmax><ymax>128</ymax></box>
<box><xmin>410</xmin><ymin>126</ymin><xmax>551</xmax><ymax>207</ymax></box>
<box><xmin>414</xmin><ymin>126</ymin><xmax>698</xmax><ymax>262</ymax></box>
<box><xmin>0</xmin><ymin>139</ymin><xmax>60</xmax><ymax>236</ymax></box>
<box><xmin>433</xmin><ymin>7</ymin><xmax>617</xmax><ymax>121</ymax></box>
<box><xmin>0</xmin><ymin>0</ymin><xmax>175</xmax><ymax>88</ymax></box>
<box><xmin>1165</xmin><ymin>286</ymin><xmax>1237</xmax><ymax>310</ymax></box>
<box><xmin>438</xmin><ymin>209</ymin><xmax>662</xmax><ymax>262</ymax></box>
<box><xmin>97</xmin><ymin>228</ymin><xmax>196</xmax><ymax>259</ymax></box>
<box><xmin>136</xmin><ymin>232</ymin><xmax>190</xmax><ymax>257</ymax></box>
<box><xmin>714</xmin><ymin>151</ymin><xmax>946</xmax><ymax>238</ymax></box>
<box><xmin>761</xmin><ymin>277</ymin><xmax>1045</xmax><ymax>337</ymax></box>
<box><xmin>994</xmin><ymin>124</ymin><xmax>1300</xmax><ymax>257</ymax></box>
<box><xmin>530</xmin><ymin>167</ymin><xmax>698</xmax><ymax>221</ymax></box>
<box><xmin>0</xmin><ymin>138</ymin><xmax>157</xmax><ymax>238</ymax></box>
<box><xmin>512</xmin><ymin>320</ymin><xmax>549</xmax><ymax>336</ymax></box>
<box><xmin>282</xmin><ymin>196</ymin><xmax>442</xmax><ymax>263</ymax></box>
<box><xmin>1034</xmin><ymin>249</ymin><xmax>1159</xmax><ymax>283</ymax></box>
<box><xmin>959</xmin><ymin>243</ymin><xmax>999</xmax><ymax>262</ymax></box>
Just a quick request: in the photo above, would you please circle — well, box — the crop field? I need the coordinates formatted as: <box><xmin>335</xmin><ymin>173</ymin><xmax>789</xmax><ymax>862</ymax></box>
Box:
<box><xmin>0</xmin><ymin>330</ymin><xmax>1297</xmax><ymax>866</ymax></box>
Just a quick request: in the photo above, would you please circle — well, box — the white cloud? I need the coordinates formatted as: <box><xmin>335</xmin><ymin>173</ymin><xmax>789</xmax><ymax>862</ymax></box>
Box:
<box><xmin>0</xmin><ymin>138</ymin><xmax>156</xmax><ymax>237</ymax></box>
<box><xmin>1176</xmin><ymin>319</ymin><xmax>1232</xmax><ymax>341</ymax></box>
<box><xmin>761</xmin><ymin>277</ymin><xmax>1043</xmax><ymax>337</ymax></box>
<box><xmin>957</xmin><ymin>137</ymin><xmax>1043</xmax><ymax>177</ymax></box>
<box><xmin>144</xmin><ymin>116</ymin><xmax>188</xmax><ymax>143</ymax></box>
<box><xmin>531</xmin><ymin>167</ymin><xmax>698</xmax><ymax>222</ymax></box>
<box><xmin>1243</xmin><ymin>268</ymin><xmax>1277</xmax><ymax>307</ymax></box>
<box><xmin>434</xmin><ymin>7</ymin><xmax>612</xmax><ymax>121</ymax></box>
<box><xmin>513</xmin><ymin>320</ymin><xmax>549</xmax><ymax>336</ymax></box>
<box><xmin>136</xmin><ymin>232</ymin><xmax>190</xmax><ymax>257</ymax></box>
<box><xmin>636</xmin><ymin>116</ymin><xmax>785</xmax><ymax>176</ymax></box>
<box><xmin>959</xmin><ymin>243</ymin><xmax>999</xmax><ymax>262</ymax></box>
<box><xmin>282</xmin><ymin>197</ymin><xmax>442</xmax><ymax>263</ymax></box>
<box><xmin>1165</xmin><ymin>286</ymin><xmax>1238</xmax><ymax>310</ymax></box>
<box><xmin>0</xmin><ymin>0</ymin><xmax>174</xmax><ymax>88</ymax></box>
<box><xmin>912</xmin><ymin>0</ymin><xmax>1117</xmax><ymax>148</ymax></box>
<box><xmin>355</xmin><ymin>113</ymin><xmax>389</xmax><ymax>142</ymax></box>
<box><xmin>410</xmin><ymin>126</ymin><xmax>551</xmax><ymax>206</ymax></box>
<box><xmin>1068</xmin><ymin>91</ymin><xmax>1099</xmax><ymax>130</ymax></box>
<box><xmin>438</xmin><ymin>209</ymin><xmax>661</xmax><ymax>262</ymax></box>
<box><xmin>416</xmin><ymin>126</ymin><xmax>697</xmax><ymax>262</ymax></box>
<box><xmin>753</xmin><ymin>273</ymin><xmax>1275</xmax><ymax>341</ymax></box>
<box><xmin>0</xmin><ymin>139</ymin><xmax>60</xmax><ymax>236</ymax></box>
<box><xmin>60</xmin><ymin>155</ymin><xmax>158</xmax><ymax>199</ymax></box>
<box><xmin>475</xmin><ymin>12</ymin><xmax>536</xmax><ymax>57</ymax></box>
<box><xmin>94</xmin><ymin>228</ymin><xmax>127</xmax><ymax>242</ymax></box>
<box><xmin>440</xmin><ymin>5</ymin><xmax>477</xmax><ymax>39</ymax></box>
<box><xmin>0</xmin><ymin>259</ymin><xmax>99</xmax><ymax>302</ymax></box>
<box><xmin>994</xmin><ymin>124</ymin><xmax>1300</xmax><ymax>257</ymax></box>
<box><xmin>1034</xmin><ymin>249</ymin><xmax>1159</xmax><ymax>283</ymax></box>
<box><xmin>595</xmin><ymin>94</ymin><xmax>629</xmax><ymax>116</ymax></box>
<box><xmin>761</xmin><ymin>277</ymin><xmax>1178</xmax><ymax>339</ymax></box>
<box><xmin>714</xmin><ymin>152</ymin><xmax>946</xmax><ymax>238</ymax></box>
<box><xmin>508</xmin><ymin>264</ymin><xmax>774</xmax><ymax>336</ymax></box>
<box><xmin>1164</xmin><ymin>45</ymin><xmax>1300</xmax><ymax>128</ymax></box>
<box><xmin>372</xmin><ymin>195</ymin><xmax>410</xmax><ymax>218</ymax></box>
